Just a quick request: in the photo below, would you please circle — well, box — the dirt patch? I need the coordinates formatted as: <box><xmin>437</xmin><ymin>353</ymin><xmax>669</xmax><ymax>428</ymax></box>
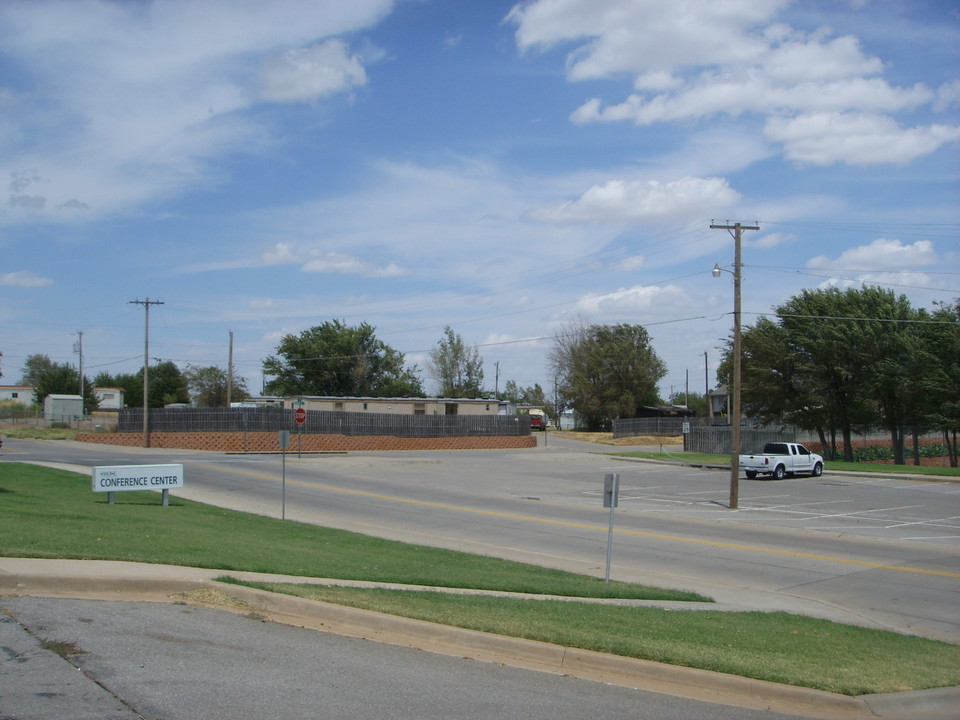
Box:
<box><xmin>172</xmin><ymin>588</ymin><xmax>255</xmax><ymax>611</ymax></box>
<box><xmin>555</xmin><ymin>431</ymin><xmax>683</xmax><ymax>446</ymax></box>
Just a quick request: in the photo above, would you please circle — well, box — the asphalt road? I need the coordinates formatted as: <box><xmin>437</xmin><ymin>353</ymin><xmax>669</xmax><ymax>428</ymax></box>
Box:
<box><xmin>1</xmin><ymin>596</ymin><xmax>815</xmax><ymax>720</ymax></box>
<box><xmin>3</xmin><ymin>434</ymin><xmax>958</xmax><ymax>642</ymax></box>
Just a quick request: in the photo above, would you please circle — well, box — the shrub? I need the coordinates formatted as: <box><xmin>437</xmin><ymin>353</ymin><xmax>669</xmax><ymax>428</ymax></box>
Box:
<box><xmin>852</xmin><ymin>445</ymin><xmax>894</xmax><ymax>462</ymax></box>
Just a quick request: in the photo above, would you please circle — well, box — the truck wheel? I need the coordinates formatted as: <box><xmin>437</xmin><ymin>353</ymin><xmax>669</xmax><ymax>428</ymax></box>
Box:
<box><xmin>745</xmin><ymin>470</ymin><xmax>757</xmax><ymax>479</ymax></box>
<box><xmin>812</xmin><ymin>462</ymin><xmax>823</xmax><ymax>477</ymax></box>
<box><xmin>773</xmin><ymin>465</ymin><xmax>786</xmax><ymax>480</ymax></box>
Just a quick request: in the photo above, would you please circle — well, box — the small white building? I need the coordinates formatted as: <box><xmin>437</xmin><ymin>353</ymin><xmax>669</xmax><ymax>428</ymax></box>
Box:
<box><xmin>285</xmin><ymin>396</ymin><xmax>500</xmax><ymax>416</ymax></box>
<box><xmin>94</xmin><ymin>387</ymin><xmax>125</xmax><ymax>410</ymax></box>
<box><xmin>44</xmin><ymin>394</ymin><xmax>84</xmax><ymax>420</ymax></box>
<box><xmin>0</xmin><ymin>385</ymin><xmax>34</xmax><ymax>406</ymax></box>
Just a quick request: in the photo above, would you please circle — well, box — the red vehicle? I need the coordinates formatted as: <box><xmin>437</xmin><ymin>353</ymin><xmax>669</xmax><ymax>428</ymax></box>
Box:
<box><xmin>527</xmin><ymin>410</ymin><xmax>547</xmax><ymax>431</ymax></box>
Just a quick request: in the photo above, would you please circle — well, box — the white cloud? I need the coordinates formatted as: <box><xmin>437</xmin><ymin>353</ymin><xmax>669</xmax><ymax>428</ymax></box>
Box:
<box><xmin>761</xmin><ymin>31</ymin><xmax>883</xmax><ymax>83</ymax></box>
<box><xmin>808</xmin><ymin>238</ymin><xmax>938</xmax><ymax>271</ymax></box>
<box><xmin>301</xmin><ymin>251</ymin><xmax>407</xmax><ymax>278</ymax></box>
<box><xmin>571</xmin><ymin>284</ymin><xmax>694</xmax><ymax>319</ymax></box>
<box><xmin>0</xmin><ymin>0</ymin><xmax>394</xmax><ymax>226</ymax></box>
<box><xmin>508</xmin><ymin>0</ymin><xmax>785</xmax><ymax>79</ymax></box>
<box><xmin>512</xmin><ymin>0</ymin><xmax>955</xmax><ymax>167</ymax></box>
<box><xmin>749</xmin><ymin>232</ymin><xmax>795</xmax><ymax>249</ymax></box>
<box><xmin>0</xmin><ymin>270</ymin><xmax>53</xmax><ymax>287</ymax></box>
<box><xmin>935</xmin><ymin>80</ymin><xmax>960</xmax><ymax>112</ymax></box>
<box><xmin>816</xmin><ymin>271</ymin><xmax>935</xmax><ymax>293</ymax></box>
<box><xmin>262</xmin><ymin>242</ymin><xmax>297</xmax><ymax>265</ymax></box>
<box><xmin>572</xmin><ymin>77</ymin><xmax>933</xmax><ymax>126</ymax></box>
<box><xmin>532</xmin><ymin>177</ymin><xmax>740</xmax><ymax>224</ymax></box>
<box><xmin>765</xmin><ymin>113</ymin><xmax>960</xmax><ymax>166</ymax></box>
<box><xmin>258</xmin><ymin>39</ymin><xmax>368</xmax><ymax>103</ymax></box>
<box><xmin>616</xmin><ymin>255</ymin><xmax>646</xmax><ymax>271</ymax></box>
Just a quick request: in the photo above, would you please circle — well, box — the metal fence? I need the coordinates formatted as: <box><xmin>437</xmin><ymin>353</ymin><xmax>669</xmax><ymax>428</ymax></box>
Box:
<box><xmin>684</xmin><ymin>425</ymin><xmax>796</xmax><ymax>455</ymax></box>
<box><xmin>118</xmin><ymin>407</ymin><xmax>529</xmax><ymax>437</ymax></box>
<box><xmin>613</xmin><ymin>416</ymin><xmax>795</xmax><ymax>454</ymax></box>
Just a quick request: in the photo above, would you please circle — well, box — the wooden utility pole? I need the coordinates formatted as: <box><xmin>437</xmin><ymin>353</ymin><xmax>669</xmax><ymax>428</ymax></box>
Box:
<box><xmin>704</xmin><ymin>351</ymin><xmax>711</xmax><ymax>419</ymax></box>
<box><xmin>710</xmin><ymin>221</ymin><xmax>759</xmax><ymax>509</ymax></box>
<box><xmin>227</xmin><ymin>330</ymin><xmax>234</xmax><ymax>406</ymax></box>
<box><xmin>129</xmin><ymin>298</ymin><xmax>164</xmax><ymax>447</ymax></box>
<box><xmin>73</xmin><ymin>330</ymin><xmax>84</xmax><ymax>399</ymax></box>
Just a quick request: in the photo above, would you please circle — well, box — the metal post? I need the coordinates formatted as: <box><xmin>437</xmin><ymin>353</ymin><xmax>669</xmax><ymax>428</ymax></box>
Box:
<box><xmin>603</xmin><ymin>472</ymin><xmax>619</xmax><ymax>582</ymax></box>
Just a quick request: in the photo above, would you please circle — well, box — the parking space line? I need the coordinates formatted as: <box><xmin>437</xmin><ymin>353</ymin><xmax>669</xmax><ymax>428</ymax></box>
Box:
<box><xmin>885</xmin><ymin>515</ymin><xmax>960</xmax><ymax>530</ymax></box>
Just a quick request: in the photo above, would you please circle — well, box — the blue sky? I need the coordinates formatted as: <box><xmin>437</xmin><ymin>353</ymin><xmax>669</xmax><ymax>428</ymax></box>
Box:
<box><xmin>1</xmin><ymin>0</ymin><xmax>958</xmax><ymax>401</ymax></box>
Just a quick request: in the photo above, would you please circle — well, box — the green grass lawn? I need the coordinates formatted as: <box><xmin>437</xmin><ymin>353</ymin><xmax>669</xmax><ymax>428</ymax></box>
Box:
<box><xmin>219</xmin><ymin>582</ymin><xmax>960</xmax><ymax>696</ymax></box>
<box><xmin>0</xmin><ymin>463</ymin><xmax>700</xmax><ymax>600</ymax></box>
<box><xmin>2</xmin><ymin>462</ymin><xmax>957</xmax><ymax>695</ymax></box>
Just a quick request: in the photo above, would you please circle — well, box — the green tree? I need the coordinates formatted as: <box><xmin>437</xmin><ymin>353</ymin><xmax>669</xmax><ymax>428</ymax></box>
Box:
<box><xmin>147</xmin><ymin>361</ymin><xmax>190</xmax><ymax>407</ymax></box>
<box><xmin>550</xmin><ymin>321</ymin><xmax>666</xmax><ymax>431</ymax></box>
<box><xmin>20</xmin><ymin>353</ymin><xmax>55</xmax><ymax>386</ymax></box>
<box><xmin>183</xmin><ymin>364</ymin><xmax>249</xmax><ymax>407</ymax></box>
<box><xmin>728</xmin><ymin>287</ymin><xmax>956</xmax><ymax>465</ymax></box>
<box><xmin>428</xmin><ymin>326</ymin><xmax>484</xmax><ymax>398</ymax></box>
<box><xmin>665</xmin><ymin>390</ymin><xmax>708</xmax><ymax>416</ymax></box>
<box><xmin>927</xmin><ymin>300</ymin><xmax>960</xmax><ymax>467</ymax></box>
<box><xmin>31</xmin><ymin>360</ymin><xmax>98</xmax><ymax>412</ymax></box>
<box><xmin>263</xmin><ymin>320</ymin><xmax>423</xmax><ymax>398</ymax></box>
<box><xmin>500</xmin><ymin>380</ymin><xmax>547</xmax><ymax>407</ymax></box>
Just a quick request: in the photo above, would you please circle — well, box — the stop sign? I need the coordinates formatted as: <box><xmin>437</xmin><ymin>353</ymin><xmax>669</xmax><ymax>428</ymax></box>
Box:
<box><xmin>294</xmin><ymin>407</ymin><xmax>306</xmax><ymax>424</ymax></box>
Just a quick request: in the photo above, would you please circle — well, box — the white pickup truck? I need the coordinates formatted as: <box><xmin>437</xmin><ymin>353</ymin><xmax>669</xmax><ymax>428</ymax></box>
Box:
<box><xmin>739</xmin><ymin>442</ymin><xmax>824</xmax><ymax>479</ymax></box>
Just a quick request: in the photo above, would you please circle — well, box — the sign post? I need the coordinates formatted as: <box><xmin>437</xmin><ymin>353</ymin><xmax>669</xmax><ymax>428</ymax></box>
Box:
<box><xmin>603</xmin><ymin>472</ymin><xmax>620</xmax><ymax>582</ymax></box>
<box><xmin>278</xmin><ymin>430</ymin><xmax>291</xmax><ymax>519</ymax></box>
<box><xmin>294</xmin><ymin>405</ymin><xmax>306</xmax><ymax>459</ymax></box>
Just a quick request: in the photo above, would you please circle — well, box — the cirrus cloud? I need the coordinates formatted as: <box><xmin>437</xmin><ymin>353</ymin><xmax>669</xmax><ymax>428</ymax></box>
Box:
<box><xmin>0</xmin><ymin>270</ymin><xmax>53</xmax><ymax>287</ymax></box>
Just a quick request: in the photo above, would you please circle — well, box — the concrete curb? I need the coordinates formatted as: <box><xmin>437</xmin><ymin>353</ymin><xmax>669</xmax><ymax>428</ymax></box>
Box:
<box><xmin>3</xmin><ymin>561</ymin><xmax>957</xmax><ymax>719</ymax></box>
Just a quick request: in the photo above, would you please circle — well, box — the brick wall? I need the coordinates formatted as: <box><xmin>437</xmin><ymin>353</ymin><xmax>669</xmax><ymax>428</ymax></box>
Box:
<box><xmin>75</xmin><ymin>431</ymin><xmax>537</xmax><ymax>452</ymax></box>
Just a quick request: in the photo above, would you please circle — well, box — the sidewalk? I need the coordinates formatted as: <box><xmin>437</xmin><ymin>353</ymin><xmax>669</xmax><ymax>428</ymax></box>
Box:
<box><xmin>2</xmin><ymin>557</ymin><xmax>957</xmax><ymax>720</ymax></box>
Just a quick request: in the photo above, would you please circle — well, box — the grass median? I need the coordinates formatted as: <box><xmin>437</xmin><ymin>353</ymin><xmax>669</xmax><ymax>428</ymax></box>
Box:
<box><xmin>2</xmin><ymin>462</ymin><xmax>958</xmax><ymax>695</ymax></box>
<box><xmin>0</xmin><ymin>463</ymin><xmax>701</xmax><ymax>599</ymax></box>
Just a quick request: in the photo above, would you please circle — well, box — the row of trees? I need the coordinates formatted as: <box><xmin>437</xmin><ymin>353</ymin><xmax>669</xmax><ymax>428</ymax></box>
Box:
<box><xmin>720</xmin><ymin>288</ymin><xmax>959</xmax><ymax>466</ymax></box>
<box><xmin>16</xmin><ymin>354</ymin><xmax>249</xmax><ymax>410</ymax></box>
<box><xmin>262</xmin><ymin>320</ymin><xmax>665</xmax><ymax>429</ymax></box>
<box><xmin>16</xmin><ymin>285</ymin><xmax>956</xmax><ymax>469</ymax></box>
<box><xmin>13</xmin><ymin>319</ymin><xmax>671</xmax><ymax>426</ymax></box>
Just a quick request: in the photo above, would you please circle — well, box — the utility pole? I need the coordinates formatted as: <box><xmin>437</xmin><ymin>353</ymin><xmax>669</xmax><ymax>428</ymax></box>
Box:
<box><xmin>704</xmin><ymin>351</ymin><xmax>711</xmax><ymax>419</ymax></box>
<box><xmin>73</xmin><ymin>330</ymin><xmax>84</xmax><ymax>400</ymax></box>
<box><xmin>710</xmin><ymin>221</ymin><xmax>759</xmax><ymax>509</ymax></box>
<box><xmin>129</xmin><ymin>298</ymin><xmax>164</xmax><ymax>447</ymax></box>
<box><xmin>227</xmin><ymin>330</ymin><xmax>234</xmax><ymax>407</ymax></box>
